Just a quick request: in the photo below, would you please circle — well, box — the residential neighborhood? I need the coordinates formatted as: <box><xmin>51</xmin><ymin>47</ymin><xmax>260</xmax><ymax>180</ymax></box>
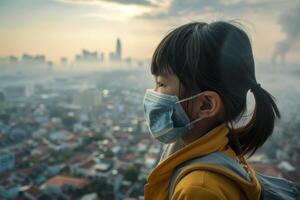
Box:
<box><xmin>0</xmin><ymin>67</ymin><xmax>299</xmax><ymax>199</ymax></box>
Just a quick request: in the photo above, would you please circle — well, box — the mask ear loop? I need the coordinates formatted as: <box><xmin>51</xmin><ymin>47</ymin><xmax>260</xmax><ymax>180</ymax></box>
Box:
<box><xmin>176</xmin><ymin>92</ymin><xmax>203</xmax><ymax>104</ymax></box>
<box><xmin>175</xmin><ymin>91</ymin><xmax>205</xmax><ymax>127</ymax></box>
<box><xmin>183</xmin><ymin>115</ymin><xmax>205</xmax><ymax>135</ymax></box>
<box><xmin>189</xmin><ymin>115</ymin><xmax>205</xmax><ymax>125</ymax></box>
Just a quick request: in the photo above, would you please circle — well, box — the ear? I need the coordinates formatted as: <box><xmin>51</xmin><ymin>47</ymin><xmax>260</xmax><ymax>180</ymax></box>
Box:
<box><xmin>197</xmin><ymin>91</ymin><xmax>223</xmax><ymax>119</ymax></box>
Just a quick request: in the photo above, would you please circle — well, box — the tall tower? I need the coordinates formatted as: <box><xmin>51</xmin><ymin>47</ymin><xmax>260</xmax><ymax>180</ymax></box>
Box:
<box><xmin>116</xmin><ymin>38</ymin><xmax>122</xmax><ymax>61</ymax></box>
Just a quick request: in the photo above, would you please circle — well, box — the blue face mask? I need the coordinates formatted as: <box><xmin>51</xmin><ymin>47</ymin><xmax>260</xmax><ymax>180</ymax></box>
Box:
<box><xmin>143</xmin><ymin>89</ymin><xmax>204</xmax><ymax>144</ymax></box>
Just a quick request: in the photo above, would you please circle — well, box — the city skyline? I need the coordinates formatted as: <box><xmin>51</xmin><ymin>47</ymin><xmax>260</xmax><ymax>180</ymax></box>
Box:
<box><xmin>0</xmin><ymin>0</ymin><xmax>300</xmax><ymax>63</ymax></box>
<box><xmin>2</xmin><ymin>37</ymin><xmax>128</xmax><ymax>66</ymax></box>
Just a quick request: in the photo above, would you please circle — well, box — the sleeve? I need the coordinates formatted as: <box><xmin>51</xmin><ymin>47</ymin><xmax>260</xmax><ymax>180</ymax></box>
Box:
<box><xmin>171</xmin><ymin>185</ymin><xmax>223</xmax><ymax>200</ymax></box>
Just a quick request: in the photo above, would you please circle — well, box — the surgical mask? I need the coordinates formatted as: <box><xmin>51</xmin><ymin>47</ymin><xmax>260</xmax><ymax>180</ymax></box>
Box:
<box><xmin>143</xmin><ymin>89</ymin><xmax>205</xmax><ymax>144</ymax></box>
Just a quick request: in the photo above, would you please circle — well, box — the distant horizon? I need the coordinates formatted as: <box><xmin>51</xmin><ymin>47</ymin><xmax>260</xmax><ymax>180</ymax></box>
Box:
<box><xmin>0</xmin><ymin>40</ymin><xmax>150</xmax><ymax>65</ymax></box>
<box><xmin>1</xmin><ymin>0</ymin><xmax>300</xmax><ymax>63</ymax></box>
<box><xmin>0</xmin><ymin>37</ymin><xmax>149</xmax><ymax>63</ymax></box>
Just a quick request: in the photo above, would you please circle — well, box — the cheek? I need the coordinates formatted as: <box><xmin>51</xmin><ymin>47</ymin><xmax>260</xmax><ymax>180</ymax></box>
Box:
<box><xmin>166</xmin><ymin>82</ymin><xmax>181</xmax><ymax>96</ymax></box>
<box><xmin>167</xmin><ymin>86</ymin><xmax>180</xmax><ymax>96</ymax></box>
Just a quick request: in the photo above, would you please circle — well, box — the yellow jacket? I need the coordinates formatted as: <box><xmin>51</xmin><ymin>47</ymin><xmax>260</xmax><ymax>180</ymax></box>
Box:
<box><xmin>144</xmin><ymin>123</ymin><xmax>262</xmax><ymax>200</ymax></box>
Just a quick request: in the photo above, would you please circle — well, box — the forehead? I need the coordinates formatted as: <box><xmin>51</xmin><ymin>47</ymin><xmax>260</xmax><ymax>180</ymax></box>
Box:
<box><xmin>154</xmin><ymin>71</ymin><xmax>175</xmax><ymax>80</ymax></box>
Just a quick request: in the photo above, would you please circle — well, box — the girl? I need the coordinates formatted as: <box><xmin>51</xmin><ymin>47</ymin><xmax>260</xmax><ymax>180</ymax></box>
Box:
<box><xmin>143</xmin><ymin>21</ymin><xmax>281</xmax><ymax>200</ymax></box>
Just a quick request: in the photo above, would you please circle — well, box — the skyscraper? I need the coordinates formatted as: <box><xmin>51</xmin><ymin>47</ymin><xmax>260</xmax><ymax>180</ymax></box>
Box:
<box><xmin>109</xmin><ymin>38</ymin><xmax>122</xmax><ymax>63</ymax></box>
<box><xmin>115</xmin><ymin>38</ymin><xmax>122</xmax><ymax>61</ymax></box>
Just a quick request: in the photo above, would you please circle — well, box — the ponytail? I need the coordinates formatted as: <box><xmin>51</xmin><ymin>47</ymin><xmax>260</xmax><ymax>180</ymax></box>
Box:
<box><xmin>233</xmin><ymin>83</ymin><xmax>281</xmax><ymax>158</ymax></box>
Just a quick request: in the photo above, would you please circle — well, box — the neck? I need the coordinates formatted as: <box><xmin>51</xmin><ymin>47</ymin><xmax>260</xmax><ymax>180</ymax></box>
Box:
<box><xmin>181</xmin><ymin>120</ymin><xmax>223</xmax><ymax>146</ymax></box>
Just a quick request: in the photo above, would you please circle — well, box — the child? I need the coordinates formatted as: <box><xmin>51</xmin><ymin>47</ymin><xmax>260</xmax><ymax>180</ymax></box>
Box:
<box><xmin>143</xmin><ymin>21</ymin><xmax>280</xmax><ymax>200</ymax></box>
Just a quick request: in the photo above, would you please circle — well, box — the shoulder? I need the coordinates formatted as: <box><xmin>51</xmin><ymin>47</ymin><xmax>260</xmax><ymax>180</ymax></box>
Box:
<box><xmin>172</xmin><ymin>170</ymin><xmax>242</xmax><ymax>200</ymax></box>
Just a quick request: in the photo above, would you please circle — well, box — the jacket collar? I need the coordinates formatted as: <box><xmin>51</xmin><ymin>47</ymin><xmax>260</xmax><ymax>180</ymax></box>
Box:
<box><xmin>147</xmin><ymin>122</ymin><xmax>230</xmax><ymax>182</ymax></box>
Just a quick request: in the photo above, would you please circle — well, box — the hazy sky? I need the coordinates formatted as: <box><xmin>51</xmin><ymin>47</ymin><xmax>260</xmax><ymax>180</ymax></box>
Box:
<box><xmin>0</xmin><ymin>0</ymin><xmax>299</xmax><ymax>63</ymax></box>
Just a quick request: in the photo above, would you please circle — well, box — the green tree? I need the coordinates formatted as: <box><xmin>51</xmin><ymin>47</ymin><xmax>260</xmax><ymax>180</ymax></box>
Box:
<box><xmin>0</xmin><ymin>113</ymin><xmax>9</xmax><ymax>124</ymax></box>
<box><xmin>124</xmin><ymin>166</ymin><xmax>139</xmax><ymax>183</ymax></box>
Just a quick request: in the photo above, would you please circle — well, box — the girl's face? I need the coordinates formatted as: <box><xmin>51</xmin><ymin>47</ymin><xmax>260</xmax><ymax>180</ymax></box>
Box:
<box><xmin>152</xmin><ymin>71</ymin><xmax>225</xmax><ymax>144</ymax></box>
<box><xmin>153</xmin><ymin>72</ymin><xmax>198</xmax><ymax>120</ymax></box>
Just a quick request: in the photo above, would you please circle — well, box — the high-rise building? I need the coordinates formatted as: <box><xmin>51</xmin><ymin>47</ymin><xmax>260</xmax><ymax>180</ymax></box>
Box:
<box><xmin>82</xmin><ymin>49</ymin><xmax>98</xmax><ymax>62</ymax></box>
<box><xmin>115</xmin><ymin>38</ymin><xmax>122</xmax><ymax>61</ymax></box>
<box><xmin>22</xmin><ymin>54</ymin><xmax>46</xmax><ymax>65</ymax></box>
<box><xmin>109</xmin><ymin>38</ymin><xmax>122</xmax><ymax>63</ymax></box>
<box><xmin>74</xmin><ymin>49</ymin><xmax>99</xmax><ymax>64</ymax></box>
<box><xmin>8</xmin><ymin>56</ymin><xmax>18</xmax><ymax>64</ymax></box>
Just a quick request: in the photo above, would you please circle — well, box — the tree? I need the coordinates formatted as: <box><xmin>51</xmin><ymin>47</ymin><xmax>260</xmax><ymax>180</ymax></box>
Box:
<box><xmin>0</xmin><ymin>91</ymin><xmax>5</xmax><ymax>103</ymax></box>
<box><xmin>124</xmin><ymin>166</ymin><xmax>139</xmax><ymax>183</ymax></box>
<box><xmin>0</xmin><ymin>113</ymin><xmax>10</xmax><ymax>124</ymax></box>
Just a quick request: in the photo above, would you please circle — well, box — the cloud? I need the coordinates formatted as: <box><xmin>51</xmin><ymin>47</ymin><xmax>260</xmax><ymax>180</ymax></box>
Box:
<box><xmin>102</xmin><ymin>0</ymin><xmax>153</xmax><ymax>6</ymax></box>
<box><xmin>278</xmin><ymin>1</ymin><xmax>300</xmax><ymax>40</ymax></box>
<box><xmin>57</xmin><ymin>0</ymin><xmax>156</xmax><ymax>7</ymax></box>
<box><xmin>55</xmin><ymin>0</ymin><xmax>158</xmax><ymax>21</ymax></box>
<box><xmin>272</xmin><ymin>1</ymin><xmax>300</xmax><ymax>65</ymax></box>
<box><xmin>138</xmin><ymin>0</ymin><xmax>296</xmax><ymax>20</ymax></box>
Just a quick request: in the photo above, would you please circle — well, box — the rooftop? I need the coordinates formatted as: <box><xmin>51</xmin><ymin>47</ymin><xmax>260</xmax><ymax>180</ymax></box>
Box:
<box><xmin>44</xmin><ymin>175</ymin><xmax>88</xmax><ymax>189</ymax></box>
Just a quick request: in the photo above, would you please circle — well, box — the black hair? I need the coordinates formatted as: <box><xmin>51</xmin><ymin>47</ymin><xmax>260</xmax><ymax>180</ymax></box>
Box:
<box><xmin>150</xmin><ymin>21</ymin><xmax>281</xmax><ymax>158</ymax></box>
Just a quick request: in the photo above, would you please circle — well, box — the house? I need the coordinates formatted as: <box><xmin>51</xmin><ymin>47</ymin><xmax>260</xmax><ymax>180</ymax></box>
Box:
<box><xmin>42</xmin><ymin>175</ymin><xmax>88</xmax><ymax>195</ymax></box>
<box><xmin>0</xmin><ymin>151</ymin><xmax>15</xmax><ymax>173</ymax></box>
<box><xmin>23</xmin><ymin>186</ymin><xmax>43</xmax><ymax>200</ymax></box>
<box><xmin>31</xmin><ymin>145</ymin><xmax>49</xmax><ymax>157</ymax></box>
<box><xmin>72</xmin><ymin>158</ymin><xmax>113</xmax><ymax>179</ymax></box>
<box><xmin>80</xmin><ymin>193</ymin><xmax>99</xmax><ymax>200</ymax></box>
<box><xmin>249</xmin><ymin>163</ymin><xmax>282</xmax><ymax>177</ymax></box>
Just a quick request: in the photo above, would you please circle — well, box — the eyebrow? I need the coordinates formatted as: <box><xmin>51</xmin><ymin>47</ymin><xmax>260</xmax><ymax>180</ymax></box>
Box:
<box><xmin>156</xmin><ymin>72</ymin><xmax>171</xmax><ymax>80</ymax></box>
<box><xmin>154</xmin><ymin>76</ymin><xmax>167</xmax><ymax>84</ymax></box>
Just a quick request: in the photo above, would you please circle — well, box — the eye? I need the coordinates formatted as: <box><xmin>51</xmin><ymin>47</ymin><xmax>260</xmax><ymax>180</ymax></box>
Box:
<box><xmin>156</xmin><ymin>81</ymin><xmax>166</xmax><ymax>87</ymax></box>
